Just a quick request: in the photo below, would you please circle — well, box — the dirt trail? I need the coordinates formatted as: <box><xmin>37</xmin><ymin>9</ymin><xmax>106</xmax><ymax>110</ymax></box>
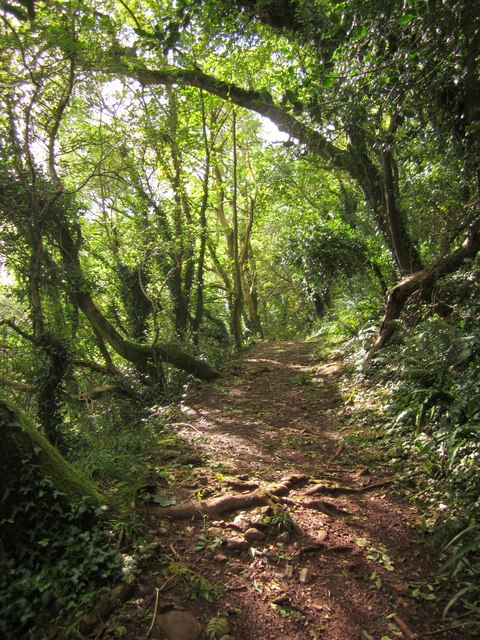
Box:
<box><xmin>122</xmin><ymin>341</ymin><xmax>457</xmax><ymax>640</ymax></box>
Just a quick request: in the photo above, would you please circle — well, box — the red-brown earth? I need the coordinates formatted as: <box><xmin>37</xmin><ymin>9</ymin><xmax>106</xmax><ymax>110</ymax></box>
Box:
<box><xmin>101</xmin><ymin>340</ymin><xmax>460</xmax><ymax>640</ymax></box>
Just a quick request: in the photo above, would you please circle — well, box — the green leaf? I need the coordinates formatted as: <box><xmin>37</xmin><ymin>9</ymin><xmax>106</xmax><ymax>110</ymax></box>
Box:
<box><xmin>153</xmin><ymin>494</ymin><xmax>177</xmax><ymax>507</ymax></box>
<box><xmin>399</xmin><ymin>14</ymin><xmax>414</xmax><ymax>25</ymax></box>
<box><xmin>438</xmin><ymin>537</ymin><xmax>480</xmax><ymax>574</ymax></box>
<box><xmin>443</xmin><ymin>584</ymin><xmax>476</xmax><ymax>618</ymax></box>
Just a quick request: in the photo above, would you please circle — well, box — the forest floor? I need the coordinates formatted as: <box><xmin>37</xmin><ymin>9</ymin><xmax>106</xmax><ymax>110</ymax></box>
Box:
<box><xmin>112</xmin><ymin>340</ymin><xmax>460</xmax><ymax>640</ymax></box>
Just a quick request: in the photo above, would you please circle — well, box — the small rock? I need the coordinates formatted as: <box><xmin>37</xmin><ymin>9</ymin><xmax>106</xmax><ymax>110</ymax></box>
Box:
<box><xmin>154</xmin><ymin>610</ymin><xmax>202</xmax><ymax>640</ymax></box>
<box><xmin>284</xmin><ymin>564</ymin><xmax>294</xmax><ymax>578</ymax></box>
<box><xmin>231</xmin><ymin>515</ymin><xmax>250</xmax><ymax>532</ymax></box>
<box><xmin>224</xmin><ymin>605</ymin><xmax>241</xmax><ymax>614</ymax></box>
<box><xmin>158</xmin><ymin>523</ymin><xmax>170</xmax><ymax>535</ymax></box>
<box><xmin>299</xmin><ymin>568</ymin><xmax>313</xmax><ymax>584</ymax></box>
<box><xmin>226</xmin><ymin>536</ymin><xmax>249</xmax><ymax>551</ymax></box>
<box><xmin>265</xmin><ymin>548</ymin><xmax>278</xmax><ymax>561</ymax></box>
<box><xmin>271</xmin><ymin>594</ymin><xmax>289</xmax><ymax>605</ymax></box>
<box><xmin>197</xmin><ymin>475</ymin><xmax>209</xmax><ymax>486</ymax></box>
<box><xmin>315</xmin><ymin>529</ymin><xmax>329</xmax><ymax>543</ymax></box>
<box><xmin>219</xmin><ymin>636</ymin><xmax>236</xmax><ymax>640</ymax></box>
<box><xmin>214</xmin><ymin>553</ymin><xmax>229</xmax><ymax>562</ymax></box>
<box><xmin>244</xmin><ymin>528</ymin><xmax>266</xmax><ymax>542</ymax></box>
<box><xmin>208</xmin><ymin>526</ymin><xmax>224</xmax><ymax>536</ymax></box>
<box><xmin>252</xmin><ymin>506</ymin><xmax>271</xmax><ymax>515</ymax></box>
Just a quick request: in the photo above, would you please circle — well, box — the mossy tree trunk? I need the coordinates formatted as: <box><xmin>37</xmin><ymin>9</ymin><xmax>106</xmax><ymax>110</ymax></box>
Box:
<box><xmin>0</xmin><ymin>397</ymin><xmax>105</xmax><ymax>507</ymax></box>
<box><xmin>365</xmin><ymin>218</ymin><xmax>480</xmax><ymax>361</ymax></box>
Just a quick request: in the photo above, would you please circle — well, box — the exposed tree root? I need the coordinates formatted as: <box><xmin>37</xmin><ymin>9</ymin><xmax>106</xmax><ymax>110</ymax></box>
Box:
<box><xmin>149</xmin><ymin>474</ymin><xmax>310</xmax><ymax>521</ymax></box>
<box><xmin>150</xmin><ymin>489</ymin><xmax>271</xmax><ymax>520</ymax></box>
<box><xmin>304</xmin><ymin>480</ymin><xmax>392</xmax><ymax>496</ymax></box>
<box><xmin>227</xmin><ymin>479</ymin><xmax>261</xmax><ymax>491</ymax></box>
<box><xmin>148</xmin><ymin>474</ymin><xmax>384</xmax><ymax>524</ymax></box>
<box><xmin>303</xmin><ymin>499</ymin><xmax>350</xmax><ymax>517</ymax></box>
<box><xmin>298</xmin><ymin>544</ymin><xmax>354</xmax><ymax>560</ymax></box>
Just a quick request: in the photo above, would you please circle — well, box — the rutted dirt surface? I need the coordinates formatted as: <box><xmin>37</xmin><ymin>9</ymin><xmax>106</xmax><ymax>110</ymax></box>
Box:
<box><xmin>118</xmin><ymin>341</ymin><xmax>458</xmax><ymax>640</ymax></box>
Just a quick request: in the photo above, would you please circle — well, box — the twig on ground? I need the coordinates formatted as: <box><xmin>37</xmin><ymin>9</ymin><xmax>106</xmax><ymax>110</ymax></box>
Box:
<box><xmin>145</xmin><ymin>573</ymin><xmax>180</xmax><ymax>639</ymax></box>
<box><xmin>422</xmin><ymin>620</ymin><xmax>480</xmax><ymax>635</ymax></box>
<box><xmin>393</xmin><ymin>614</ymin><xmax>415</xmax><ymax>639</ymax></box>
<box><xmin>145</xmin><ymin>588</ymin><xmax>160</xmax><ymax>639</ymax></box>
<box><xmin>170</xmin><ymin>422</ymin><xmax>202</xmax><ymax>433</ymax></box>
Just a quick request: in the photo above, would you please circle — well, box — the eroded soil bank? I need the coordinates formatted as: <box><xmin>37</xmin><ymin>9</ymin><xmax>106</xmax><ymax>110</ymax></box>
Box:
<box><xmin>110</xmin><ymin>341</ymin><xmax>458</xmax><ymax>640</ymax></box>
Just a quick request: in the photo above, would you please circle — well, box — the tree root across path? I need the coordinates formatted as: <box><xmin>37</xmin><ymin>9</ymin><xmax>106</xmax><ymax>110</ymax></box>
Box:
<box><xmin>147</xmin><ymin>474</ymin><xmax>391</xmax><ymax>521</ymax></box>
<box><xmin>148</xmin><ymin>474</ymin><xmax>309</xmax><ymax>520</ymax></box>
<box><xmin>304</xmin><ymin>479</ymin><xmax>393</xmax><ymax>496</ymax></box>
<box><xmin>149</xmin><ymin>488</ymin><xmax>272</xmax><ymax>520</ymax></box>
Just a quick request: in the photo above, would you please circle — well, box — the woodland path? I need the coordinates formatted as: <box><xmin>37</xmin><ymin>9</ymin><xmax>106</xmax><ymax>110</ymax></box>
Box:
<box><xmin>119</xmin><ymin>341</ymin><xmax>458</xmax><ymax>640</ymax></box>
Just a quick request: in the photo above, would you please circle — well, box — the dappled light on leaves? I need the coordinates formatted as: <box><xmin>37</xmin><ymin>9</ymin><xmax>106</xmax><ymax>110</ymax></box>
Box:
<box><xmin>0</xmin><ymin>0</ymin><xmax>479</xmax><ymax>637</ymax></box>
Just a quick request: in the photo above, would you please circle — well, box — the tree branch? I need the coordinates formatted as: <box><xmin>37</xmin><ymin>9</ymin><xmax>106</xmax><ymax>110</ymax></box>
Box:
<box><xmin>71</xmin><ymin>358</ymin><xmax>122</xmax><ymax>376</ymax></box>
<box><xmin>55</xmin><ymin>221</ymin><xmax>220</xmax><ymax>380</ymax></box>
<box><xmin>365</xmin><ymin>217</ymin><xmax>480</xmax><ymax>361</ymax></box>
<box><xmin>0</xmin><ymin>375</ymin><xmax>33</xmax><ymax>392</ymax></box>
<box><xmin>100</xmin><ymin>51</ymin><xmax>349</xmax><ymax>168</ymax></box>
<box><xmin>0</xmin><ymin>318</ymin><xmax>37</xmax><ymax>343</ymax></box>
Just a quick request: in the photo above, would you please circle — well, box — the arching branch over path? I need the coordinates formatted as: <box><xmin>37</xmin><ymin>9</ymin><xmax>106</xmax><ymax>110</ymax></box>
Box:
<box><xmin>101</xmin><ymin>53</ymin><xmax>348</xmax><ymax>168</ymax></box>
<box><xmin>98</xmin><ymin>51</ymin><xmax>421</xmax><ymax>275</ymax></box>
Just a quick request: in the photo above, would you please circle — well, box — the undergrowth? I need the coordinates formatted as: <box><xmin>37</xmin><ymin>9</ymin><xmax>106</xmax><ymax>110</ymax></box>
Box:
<box><xmin>0</xmin><ymin>451</ymin><xmax>123</xmax><ymax>639</ymax></box>
<box><xmin>68</xmin><ymin>402</ymin><xmax>186</xmax><ymax>506</ymax></box>
<box><xmin>337</xmin><ymin>277</ymin><xmax>480</xmax><ymax>635</ymax></box>
<box><xmin>0</xmin><ymin>400</ymin><xmax>193</xmax><ymax>639</ymax></box>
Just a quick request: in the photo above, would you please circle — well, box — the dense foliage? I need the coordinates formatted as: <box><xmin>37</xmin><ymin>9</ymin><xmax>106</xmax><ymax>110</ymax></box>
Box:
<box><xmin>339</xmin><ymin>269</ymin><xmax>480</xmax><ymax>631</ymax></box>
<box><xmin>0</xmin><ymin>449</ymin><xmax>122</xmax><ymax>638</ymax></box>
<box><xmin>0</xmin><ymin>0</ymin><xmax>479</xmax><ymax>635</ymax></box>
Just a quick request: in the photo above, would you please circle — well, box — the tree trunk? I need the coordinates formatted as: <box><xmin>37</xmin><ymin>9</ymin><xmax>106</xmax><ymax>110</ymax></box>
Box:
<box><xmin>346</xmin><ymin>124</ymin><xmax>423</xmax><ymax>274</ymax></box>
<box><xmin>192</xmin><ymin>91</ymin><xmax>212</xmax><ymax>345</ymax></box>
<box><xmin>231</xmin><ymin>111</ymin><xmax>244</xmax><ymax>349</ymax></box>
<box><xmin>242</xmin><ymin>264</ymin><xmax>264</xmax><ymax>337</ymax></box>
<box><xmin>0</xmin><ymin>396</ymin><xmax>105</xmax><ymax>506</ymax></box>
<box><xmin>365</xmin><ymin>217</ymin><xmax>480</xmax><ymax>361</ymax></box>
<box><xmin>54</xmin><ymin>221</ymin><xmax>220</xmax><ymax>381</ymax></box>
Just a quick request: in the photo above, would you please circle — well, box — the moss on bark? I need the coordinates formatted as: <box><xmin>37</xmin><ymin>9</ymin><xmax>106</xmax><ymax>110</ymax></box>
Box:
<box><xmin>0</xmin><ymin>397</ymin><xmax>105</xmax><ymax>506</ymax></box>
